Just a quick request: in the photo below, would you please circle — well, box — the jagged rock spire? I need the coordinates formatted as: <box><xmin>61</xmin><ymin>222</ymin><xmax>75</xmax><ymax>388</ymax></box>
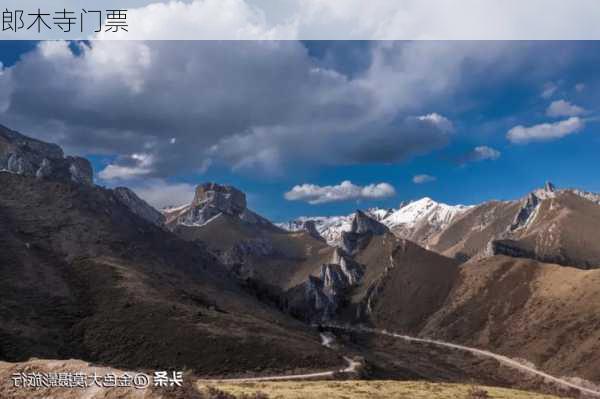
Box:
<box><xmin>544</xmin><ymin>181</ymin><xmax>556</xmax><ymax>193</ymax></box>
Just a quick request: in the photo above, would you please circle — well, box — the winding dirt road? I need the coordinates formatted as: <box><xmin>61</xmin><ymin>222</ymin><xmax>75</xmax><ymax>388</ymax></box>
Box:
<box><xmin>199</xmin><ymin>324</ymin><xmax>600</xmax><ymax>398</ymax></box>
<box><xmin>198</xmin><ymin>356</ymin><xmax>360</xmax><ymax>383</ymax></box>
<box><xmin>327</xmin><ymin>324</ymin><xmax>600</xmax><ymax>398</ymax></box>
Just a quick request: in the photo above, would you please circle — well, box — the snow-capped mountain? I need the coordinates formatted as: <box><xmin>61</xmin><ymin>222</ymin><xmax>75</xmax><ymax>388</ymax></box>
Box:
<box><xmin>277</xmin><ymin>214</ymin><xmax>355</xmax><ymax>245</ymax></box>
<box><xmin>383</xmin><ymin>198</ymin><xmax>473</xmax><ymax>246</ymax></box>
<box><xmin>277</xmin><ymin>198</ymin><xmax>472</xmax><ymax>246</ymax></box>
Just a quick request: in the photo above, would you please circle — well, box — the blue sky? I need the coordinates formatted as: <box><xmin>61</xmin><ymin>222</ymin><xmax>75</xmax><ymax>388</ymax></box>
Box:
<box><xmin>0</xmin><ymin>41</ymin><xmax>599</xmax><ymax>221</ymax></box>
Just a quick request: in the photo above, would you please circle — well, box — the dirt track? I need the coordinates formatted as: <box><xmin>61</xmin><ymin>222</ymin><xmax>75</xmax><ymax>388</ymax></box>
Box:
<box><xmin>327</xmin><ymin>325</ymin><xmax>600</xmax><ymax>398</ymax></box>
<box><xmin>198</xmin><ymin>357</ymin><xmax>360</xmax><ymax>383</ymax></box>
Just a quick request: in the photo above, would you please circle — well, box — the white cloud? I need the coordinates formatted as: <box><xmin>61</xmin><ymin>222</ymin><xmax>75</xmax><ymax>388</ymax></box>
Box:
<box><xmin>0</xmin><ymin>62</ymin><xmax>10</xmax><ymax>113</ymax></box>
<box><xmin>128</xmin><ymin>179</ymin><xmax>196</xmax><ymax>209</ymax></box>
<box><xmin>541</xmin><ymin>82</ymin><xmax>558</xmax><ymax>99</ymax></box>
<box><xmin>416</xmin><ymin>113</ymin><xmax>454</xmax><ymax>132</ymax></box>
<box><xmin>98</xmin><ymin>153</ymin><xmax>155</xmax><ymax>180</ymax></box>
<box><xmin>459</xmin><ymin>146</ymin><xmax>501</xmax><ymax>164</ymax></box>
<box><xmin>413</xmin><ymin>174</ymin><xmax>436</xmax><ymax>184</ymax></box>
<box><xmin>546</xmin><ymin>99</ymin><xmax>585</xmax><ymax>117</ymax></box>
<box><xmin>284</xmin><ymin>180</ymin><xmax>395</xmax><ymax>204</ymax></box>
<box><xmin>507</xmin><ymin>117</ymin><xmax>584</xmax><ymax>144</ymax></box>
<box><xmin>575</xmin><ymin>83</ymin><xmax>586</xmax><ymax>92</ymax></box>
<box><xmin>1</xmin><ymin>41</ymin><xmax>473</xmax><ymax>176</ymax></box>
<box><xmin>0</xmin><ymin>40</ymin><xmax>592</xmax><ymax>178</ymax></box>
<box><xmin>48</xmin><ymin>0</ymin><xmax>600</xmax><ymax>40</ymax></box>
<box><xmin>472</xmin><ymin>146</ymin><xmax>501</xmax><ymax>161</ymax></box>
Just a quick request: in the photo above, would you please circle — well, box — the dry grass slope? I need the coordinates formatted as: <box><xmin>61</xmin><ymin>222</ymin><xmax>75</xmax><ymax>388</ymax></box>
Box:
<box><xmin>203</xmin><ymin>381</ymin><xmax>563</xmax><ymax>399</ymax></box>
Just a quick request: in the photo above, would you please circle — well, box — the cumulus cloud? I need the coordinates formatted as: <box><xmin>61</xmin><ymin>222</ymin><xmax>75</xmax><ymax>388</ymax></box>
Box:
<box><xmin>1</xmin><ymin>40</ymin><xmax>502</xmax><ymax>176</ymax></box>
<box><xmin>0</xmin><ymin>40</ymin><xmax>592</xmax><ymax>178</ymax></box>
<box><xmin>55</xmin><ymin>0</ymin><xmax>600</xmax><ymax>40</ymax></box>
<box><xmin>284</xmin><ymin>180</ymin><xmax>395</xmax><ymax>204</ymax></box>
<box><xmin>99</xmin><ymin>153</ymin><xmax>155</xmax><ymax>180</ymax></box>
<box><xmin>413</xmin><ymin>174</ymin><xmax>436</xmax><ymax>184</ymax></box>
<box><xmin>507</xmin><ymin>117</ymin><xmax>584</xmax><ymax>144</ymax></box>
<box><xmin>128</xmin><ymin>179</ymin><xmax>196</xmax><ymax>209</ymax></box>
<box><xmin>94</xmin><ymin>0</ymin><xmax>296</xmax><ymax>40</ymax></box>
<box><xmin>472</xmin><ymin>146</ymin><xmax>501</xmax><ymax>160</ymax></box>
<box><xmin>546</xmin><ymin>99</ymin><xmax>585</xmax><ymax>117</ymax></box>
<box><xmin>459</xmin><ymin>146</ymin><xmax>501</xmax><ymax>164</ymax></box>
<box><xmin>416</xmin><ymin>113</ymin><xmax>454</xmax><ymax>132</ymax></box>
<box><xmin>541</xmin><ymin>82</ymin><xmax>558</xmax><ymax>99</ymax></box>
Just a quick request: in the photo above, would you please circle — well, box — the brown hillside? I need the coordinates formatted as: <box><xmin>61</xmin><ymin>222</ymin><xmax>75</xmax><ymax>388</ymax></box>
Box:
<box><xmin>422</xmin><ymin>255</ymin><xmax>600</xmax><ymax>382</ymax></box>
<box><xmin>173</xmin><ymin>214</ymin><xmax>336</xmax><ymax>291</ymax></box>
<box><xmin>339</xmin><ymin>234</ymin><xmax>460</xmax><ymax>333</ymax></box>
<box><xmin>0</xmin><ymin>172</ymin><xmax>341</xmax><ymax>376</ymax></box>
<box><xmin>430</xmin><ymin>191</ymin><xmax>600</xmax><ymax>269</ymax></box>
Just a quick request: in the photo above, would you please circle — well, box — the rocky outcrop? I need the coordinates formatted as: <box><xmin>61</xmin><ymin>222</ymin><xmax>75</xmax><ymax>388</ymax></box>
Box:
<box><xmin>509</xmin><ymin>193</ymin><xmax>540</xmax><ymax>232</ymax></box>
<box><xmin>351</xmin><ymin>210</ymin><xmax>389</xmax><ymax>235</ymax></box>
<box><xmin>0</xmin><ymin>125</ymin><xmax>93</xmax><ymax>185</ymax></box>
<box><xmin>173</xmin><ymin>183</ymin><xmax>246</xmax><ymax>226</ymax></box>
<box><xmin>193</xmin><ymin>182</ymin><xmax>247</xmax><ymax>215</ymax></box>
<box><xmin>165</xmin><ymin>182</ymin><xmax>273</xmax><ymax>228</ymax></box>
<box><xmin>490</xmin><ymin>239</ymin><xmax>537</xmax><ymax>259</ymax></box>
<box><xmin>113</xmin><ymin>187</ymin><xmax>165</xmax><ymax>226</ymax></box>
<box><xmin>299</xmin><ymin>247</ymin><xmax>364</xmax><ymax>322</ymax></box>
<box><xmin>293</xmin><ymin>220</ymin><xmax>325</xmax><ymax>242</ymax></box>
<box><xmin>330</xmin><ymin>247</ymin><xmax>363</xmax><ymax>284</ymax></box>
<box><xmin>304</xmin><ymin>264</ymin><xmax>356</xmax><ymax>321</ymax></box>
<box><xmin>342</xmin><ymin>211</ymin><xmax>389</xmax><ymax>255</ymax></box>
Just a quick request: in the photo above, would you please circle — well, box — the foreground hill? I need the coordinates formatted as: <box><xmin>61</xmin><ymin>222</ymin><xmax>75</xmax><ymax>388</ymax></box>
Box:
<box><xmin>0</xmin><ymin>170</ymin><xmax>340</xmax><ymax>375</ymax></box>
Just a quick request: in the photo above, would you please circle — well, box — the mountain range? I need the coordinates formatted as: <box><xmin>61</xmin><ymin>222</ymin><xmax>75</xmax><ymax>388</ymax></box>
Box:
<box><xmin>2</xmin><ymin>124</ymin><xmax>600</xmax><ymax>397</ymax></box>
<box><xmin>279</xmin><ymin>182</ymin><xmax>600</xmax><ymax>268</ymax></box>
<box><xmin>277</xmin><ymin>197</ymin><xmax>472</xmax><ymax>247</ymax></box>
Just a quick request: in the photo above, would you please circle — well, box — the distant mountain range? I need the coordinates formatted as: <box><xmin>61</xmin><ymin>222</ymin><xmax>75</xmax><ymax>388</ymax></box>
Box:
<box><xmin>277</xmin><ymin>197</ymin><xmax>472</xmax><ymax>247</ymax></box>
<box><xmin>278</xmin><ymin>182</ymin><xmax>600</xmax><ymax>268</ymax></box>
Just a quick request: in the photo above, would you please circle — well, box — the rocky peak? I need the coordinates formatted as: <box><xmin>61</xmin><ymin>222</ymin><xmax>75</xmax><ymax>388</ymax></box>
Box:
<box><xmin>165</xmin><ymin>182</ymin><xmax>273</xmax><ymax>228</ymax></box>
<box><xmin>0</xmin><ymin>124</ymin><xmax>93</xmax><ymax>185</ymax></box>
<box><xmin>300</xmin><ymin>220</ymin><xmax>325</xmax><ymax>241</ymax></box>
<box><xmin>532</xmin><ymin>181</ymin><xmax>558</xmax><ymax>200</ymax></box>
<box><xmin>509</xmin><ymin>192</ymin><xmax>540</xmax><ymax>232</ymax></box>
<box><xmin>113</xmin><ymin>187</ymin><xmax>165</xmax><ymax>226</ymax></box>
<box><xmin>192</xmin><ymin>182</ymin><xmax>247</xmax><ymax>216</ymax></box>
<box><xmin>351</xmin><ymin>210</ymin><xmax>389</xmax><ymax>235</ymax></box>
<box><xmin>342</xmin><ymin>211</ymin><xmax>389</xmax><ymax>255</ymax></box>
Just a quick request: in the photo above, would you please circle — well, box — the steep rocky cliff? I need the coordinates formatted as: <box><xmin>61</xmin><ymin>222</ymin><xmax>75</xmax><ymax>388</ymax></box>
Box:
<box><xmin>0</xmin><ymin>124</ymin><xmax>93</xmax><ymax>185</ymax></box>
